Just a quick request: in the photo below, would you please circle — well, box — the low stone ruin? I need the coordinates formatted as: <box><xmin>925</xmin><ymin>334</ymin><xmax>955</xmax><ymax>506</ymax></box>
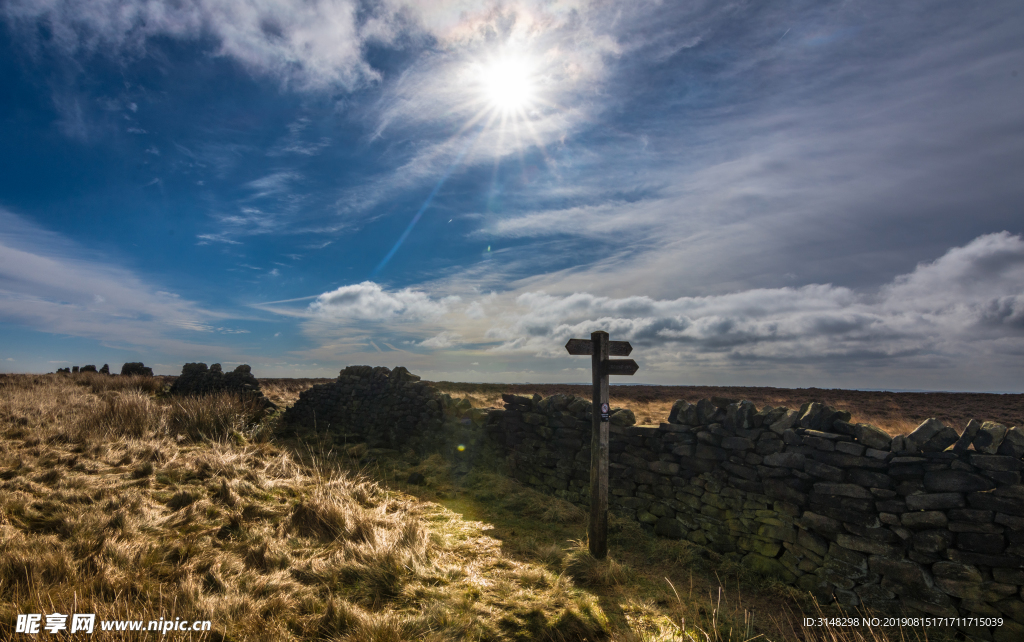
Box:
<box><xmin>280</xmin><ymin>365</ymin><xmax>495</xmax><ymax>466</ymax></box>
<box><xmin>120</xmin><ymin>362</ymin><xmax>154</xmax><ymax>376</ymax></box>
<box><xmin>282</xmin><ymin>365</ymin><xmax>443</xmax><ymax>448</ymax></box>
<box><xmin>168</xmin><ymin>363</ymin><xmax>275</xmax><ymax>409</ymax></box>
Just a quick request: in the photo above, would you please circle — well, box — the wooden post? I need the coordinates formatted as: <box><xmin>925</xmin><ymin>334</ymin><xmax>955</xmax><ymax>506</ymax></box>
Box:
<box><xmin>589</xmin><ymin>330</ymin><xmax>610</xmax><ymax>559</ymax></box>
<box><xmin>565</xmin><ymin>333</ymin><xmax>637</xmax><ymax>561</ymax></box>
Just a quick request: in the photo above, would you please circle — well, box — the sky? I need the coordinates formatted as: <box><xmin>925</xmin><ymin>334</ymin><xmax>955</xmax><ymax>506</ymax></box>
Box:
<box><xmin>1</xmin><ymin>1</ymin><xmax>1022</xmax><ymax>392</ymax></box>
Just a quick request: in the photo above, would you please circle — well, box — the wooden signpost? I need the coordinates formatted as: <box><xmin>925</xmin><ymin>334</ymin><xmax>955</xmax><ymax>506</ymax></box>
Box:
<box><xmin>565</xmin><ymin>331</ymin><xmax>639</xmax><ymax>559</ymax></box>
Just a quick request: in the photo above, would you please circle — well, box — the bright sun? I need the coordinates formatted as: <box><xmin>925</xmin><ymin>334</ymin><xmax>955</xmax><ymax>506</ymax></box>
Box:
<box><xmin>479</xmin><ymin>57</ymin><xmax>535</xmax><ymax>113</ymax></box>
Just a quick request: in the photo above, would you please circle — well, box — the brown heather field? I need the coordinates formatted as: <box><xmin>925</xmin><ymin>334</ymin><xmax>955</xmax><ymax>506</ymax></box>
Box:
<box><xmin>427</xmin><ymin>382</ymin><xmax>1024</xmax><ymax>436</ymax></box>
<box><xmin>0</xmin><ymin>372</ymin><xmax>974</xmax><ymax>641</ymax></box>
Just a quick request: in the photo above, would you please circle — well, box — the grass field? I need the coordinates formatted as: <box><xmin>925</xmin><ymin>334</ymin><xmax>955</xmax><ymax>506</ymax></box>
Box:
<box><xmin>0</xmin><ymin>373</ymin><xmax>957</xmax><ymax>641</ymax></box>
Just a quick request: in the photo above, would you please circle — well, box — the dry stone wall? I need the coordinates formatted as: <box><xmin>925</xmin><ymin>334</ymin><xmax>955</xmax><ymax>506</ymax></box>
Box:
<box><xmin>489</xmin><ymin>393</ymin><xmax>1024</xmax><ymax>638</ymax></box>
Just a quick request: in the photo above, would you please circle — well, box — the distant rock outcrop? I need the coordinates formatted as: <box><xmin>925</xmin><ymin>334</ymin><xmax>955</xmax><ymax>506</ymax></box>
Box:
<box><xmin>80</xmin><ymin>365</ymin><xmax>97</xmax><ymax>373</ymax></box>
<box><xmin>99</xmin><ymin>364</ymin><xmax>110</xmax><ymax>375</ymax></box>
<box><xmin>168</xmin><ymin>363</ymin><xmax>276</xmax><ymax>409</ymax></box>
<box><xmin>71</xmin><ymin>366</ymin><xmax>79</xmax><ymax>373</ymax></box>
<box><xmin>120</xmin><ymin>362</ymin><xmax>154</xmax><ymax>376</ymax></box>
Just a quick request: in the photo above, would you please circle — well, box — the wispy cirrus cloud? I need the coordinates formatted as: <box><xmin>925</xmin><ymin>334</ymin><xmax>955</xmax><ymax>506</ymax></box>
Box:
<box><xmin>1</xmin><ymin>0</ymin><xmax>401</xmax><ymax>91</ymax></box>
<box><xmin>0</xmin><ymin>208</ymin><xmax>240</xmax><ymax>353</ymax></box>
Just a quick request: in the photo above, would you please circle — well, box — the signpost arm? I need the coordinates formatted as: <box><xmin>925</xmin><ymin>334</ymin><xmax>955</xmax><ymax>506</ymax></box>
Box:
<box><xmin>589</xmin><ymin>330</ymin><xmax>610</xmax><ymax>559</ymax></box>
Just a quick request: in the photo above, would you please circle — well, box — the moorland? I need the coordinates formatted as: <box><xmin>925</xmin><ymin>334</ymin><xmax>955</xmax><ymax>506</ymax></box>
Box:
<box><xmin>3</xmin><ymin>371</ymin><xmax>1017</xmax><ymax>641</ymax></box>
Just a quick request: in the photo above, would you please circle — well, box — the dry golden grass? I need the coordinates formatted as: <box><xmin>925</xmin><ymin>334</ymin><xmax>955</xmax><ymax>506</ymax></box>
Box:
<box><xmin>0</xmin><ymin>374</ymin><xmax>610</xmax><ymax>641</ymax></box>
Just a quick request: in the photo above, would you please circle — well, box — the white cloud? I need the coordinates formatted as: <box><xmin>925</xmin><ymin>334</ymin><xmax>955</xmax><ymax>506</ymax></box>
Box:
<box><xmin>464</xmin><ymin>300</ymin><xmax>487</xmax><ymax>319</ymax></box>
<box><xmin>308</xmin><ymin>281</ymin><xmax>460</xmax><ymax>323</ymax></box>
<box><xmin>418</xmin><ymin>331</ymin><xmax>461</xmax><ymax>349</ymax></box>
<box><xmin>245</xmin><ymin>172</ymin><xmax>298</xmax><ymax>198</ymax></box>
<box><xmin>482</xmin><ymin>233</ymin><xmax>1024</xmax><ymax>366</ymax></box>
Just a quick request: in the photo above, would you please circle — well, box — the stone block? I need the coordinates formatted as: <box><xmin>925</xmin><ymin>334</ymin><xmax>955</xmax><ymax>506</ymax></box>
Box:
<box><xmin>843</xmin><ymin>522</ymin><xmax>899</xmax><ymax>542</ymax></box>
<box><xmin>932</xmin><ymin>560</ymin><xmax>983</xmax><ymax>582</ymax></box>
<box><xmin>996</xmin><ymin>513</ymin><xmax>1024</xmax><ymax>529</ymax></box>
<box><xmin>757</xmin><ymin>522</ymin><xmax>796</xmax><ymax>543</ymax></box>
<box><xmin>982</xmin><ymin>470</ymin><xmax>1021</xmax><ymax>485</ymax></box>
<box><xmin>798</xmin><ymin>528</ymin><xmax>830</xmax><ymax>557</ymax></box>
<box><xmin>763</xmin><ymin>479</ymin><xmax>808</xmax><ymax>506</ymax></box>
<box><xmin>923</xmin><ymin>470</ymin><xmax>994</xmax><ymax>493</ymax></box>
<box><xmin>974</xmin><ymin>422</ymin><xmax>1009</xmax><ymax>455</ymax></box>
<box><xmin>948</xmin><ymin>508</ymin><xmax>993</xmax><ymax>523</ymax></box>
<box><xmin>813</xmin><ymin>450</ymin><xmax>887</xmax><ymax>469</ymax></box>
<box><xmin>905</xmin><ymin>493</ymin><xmax>966</xmax><ymax>511</ymax></box>
<box><xmin>721</xmin><ymin>436</ymin><xmax>755</xmax><ymax>450</ymax></box>
<box><xmin>804</xmin><ymin>460</ymin><xmax>844</xmax><ymax>482</ymax></box>
<box><xmin>835</xmin><ymin>534</ymin><xmax>903</xmax><ymax>557</ymax></box>
<box><xmin>969</xmin><ymin>490</ymin><xmax>1024</xmax><ymax>516</ymax></box>
<box><xmin>694</xmin><ymin>444</ymin><xmax>727</xmax><ymax>461</ymax></box>
<box><xmin>846</xmin><ymin>469</ymin><xmax>893</xmax><ymax>489</ymax></box>
<box><xmin>994</xmin><ymin>598</ymin><xmax>1024</xmax><ymax>625</ymax></box>
<box><xmin>648</xmin><ymin>460</ymin><xmax>679</xmax><ymax>475</ymax></box>
<box><xmin>948</xmin><ymin>521</ymin><xmax>1003</xmax><ymax>533</ymax></box>
<box><xmin>695</xmin><ymin>399</ymin><xmax>719</xmax><ymax>425</ymax></box>
<box><xmin>971</xmin><ymin>454</ymin><xmax>1024</xmax><ymax>472</ymax></box>
<box><xmin>897</xmin><ymin>596</ymin><xmax>957</xmax><ymax>618</ymax></box>
<box><xmin>993</xmin><ymin>568</ymin><xmax>1024</xmax><ymax>585</ymax></box>
<box><xmin>724</xmin><ymin>401</ymin><xmax>757</xmax><ymax>432</ymax></box>
<box><xmin>742</xmin><ymin>552</ymin><xmax>796</xmax><ymax>582</ymax></box>
<box><xmin>835</xmin><ymin>441</ymin><xmax>865</xmax><ymax>456</ymax></box>
<box><xmin>800</xmin><ymin>511</ymin><xmax>844</xmax><ymax>535</ymax></box>
<box><xmin>667</xmin><ymin>400</ymin><xmax>692</xmax><ymax>425</ymax></box>
<box><xmin>813</xmin><ymin>482</ymin><xmax>873</xmax><ymax>499</ymax></box>
<box><xmin>914</xmin><ymin>529</ymin><xmax>954</xmax><ymax>554</ymax></box>
<box><xmin>901</xmin><ymin>511</ymin><xmax>948</xmax><ymax>529</ymax></box>
<box><xmin>768</xmin><ymin>410</ymin><xmax>800</xmax><ymax>435</ymax></box>
<box><xmin>993</xmin><ymin>620</ymin><xmax>1024</xmax><ymax>642</ymax></box>
<box><xmin>869</xmin><ymin>556</ymin><xmax>930</xmax><ymax>588</ymax></box>
<box><xmin>957</xmin><ymin>532</ymin><xmax>1005</xmax><ymax>555</ymax></box>
<box><xmin>655</xmin><ymin>517</ymin><xmax>686</xmax><ymax>539</ymax></box>
<box><xmin>998</xmin><ymin>426</ymin><xmax>1024</xmax><ymax>458</ymax></box>
<box><xmin>905</xmin><ymin>418</ymin><xmax>958</xmax><ymax>453</ymax></box>
<box><xmin>763</xmin><ymin>452</ymin><xmax>805</xmax><ymax>468</ymax></box>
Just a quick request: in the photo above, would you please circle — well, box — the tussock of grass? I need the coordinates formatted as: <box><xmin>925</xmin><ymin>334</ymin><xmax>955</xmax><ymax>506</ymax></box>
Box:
<box><xmin>77</xmin><ymin>389</ymin><xmax>163</xmax><ymax>439</ymax></box>
<box><xmin>563</xmin><ymin>539</ymin><xmax>631</xmax><ymax>587</ymax></box>
<box><xmin>166</xmin><ymin>392</ymin><xmax>267</xmax><ymax>442</ymax></box>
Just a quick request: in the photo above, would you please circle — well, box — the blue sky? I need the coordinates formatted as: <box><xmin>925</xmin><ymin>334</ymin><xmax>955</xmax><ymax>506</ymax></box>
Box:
<box><xmin>1</xmin><ymin>0</ymin><xmax>1023</xmax><ymax>392</ymax></box>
